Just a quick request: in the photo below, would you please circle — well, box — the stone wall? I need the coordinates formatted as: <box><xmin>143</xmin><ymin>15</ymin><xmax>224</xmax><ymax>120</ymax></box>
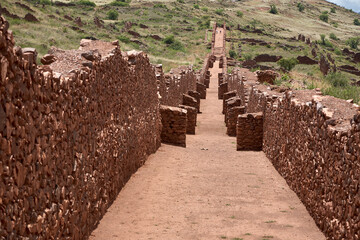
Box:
<box><xmin>179</xmin><ymin>105</ymin><xmax>196</xmax><ymax>134</ymax></box>
<box><xmin>241</xmin><ymin>80</ymin><xmax>360</xmax><ymax>239</ymax></box>
<box><xmin>227</xmin><ymin>106</ymin><xmax>245</xmax><ymax>137</ymax></box>
<box><xmin>0</xmin><ymin>16</ymin><xmax>162</xmax><ymax>239</ymax></box>
<box><xmin>236</xmin><ymin>112</ymin><xmax>263</xmax><ymax>151</ymax></box>
<box><xmin>159</xmin><ymin>105</ymin><xmax>187</xmax><ymax>147</ymax></box>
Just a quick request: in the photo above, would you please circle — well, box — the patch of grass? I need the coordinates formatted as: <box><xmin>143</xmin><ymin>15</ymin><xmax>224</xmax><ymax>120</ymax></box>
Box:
<box><xmin>265</xmin><ymin>220</ymin><xmax>276</xmax><ymax>223</ymax></box>
<box><xmin>76</xmin><ymin>0</ymin><xmax>96</xmax><ymax>7</ymax></box>
<box><xmin>329</xmin><ymin>33</ymin><xmax>338</xmax><ymax>40</ymax></box>
<box><xmin>215</xmin><ymin>8</ymin><xmax>224</xmax><ymax>16</ymax></box>
<box><xmin>118</xmin><ymin>35</ymin><xmax>130</xmax><ymax>43</ymax></box>
<box><xmin>220</xmin><ymin>236</ymin><xmax>227</xmax><ymax>239</ymax></box>
<box><xmin>201</xmin><ymin>7</ymin><xmax>208</xmax><ymax>12</ymax></box>
<box><xmin>154</xmin><ymin>3</ymin><xmax>167</xmax><ymax>9</ymax></box>
<box><xmin>231</xmin><ymin>238</ymin><xmax>243</xmax><ymax>240</ymax></box>
<box><xmin>110</xmin><ymin>1</ymin><xmax>129</xmax><ymax>7</ymax></box>
<box><xmin>193</xmin><ymin>4</ymin><xmax>199</xmax><ymax>9</ymax></box>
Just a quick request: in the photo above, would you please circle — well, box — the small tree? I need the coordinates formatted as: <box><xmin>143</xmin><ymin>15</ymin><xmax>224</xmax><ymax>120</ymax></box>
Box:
<box><xmin>107</xmin><ymin>10</ymin><xmax>119</xmax><ymax>20</ymax></box>
<box><xmin>330</xmin><ymin>7</ymin><xmax>336</xmax><ymax>13</ymax></box>
<box><xmin>277</xmin><ymin>58</ymin><xmax>298</xmax><ymax>71</ymax></box>
<box><xmin>269</xmin><ymin>4</ymin><xmax>278</xmax><ymax>14</ymax></box>
<box><xmin>297</xmin><ymin>3</ymin><xmax>304</xmax><ymax>12</ymax></box>
<box><xmin>236</xmin><ymin>11</ymin><xmax>243</xmax><ymax>17</ymax></box>
<box><xmin>354</xmin><ymin>18</ymin><xmax>360</xmax><ymax>26</ymax></box>
<box><xmin>320</xmin><ymin>34</ymin><xmax>326</xmax><ymax>45</ymax></box>
<box><xmin>320</xmin><ymin>13</ymin><xmax>328</xmax><ymax>22</ymax></box>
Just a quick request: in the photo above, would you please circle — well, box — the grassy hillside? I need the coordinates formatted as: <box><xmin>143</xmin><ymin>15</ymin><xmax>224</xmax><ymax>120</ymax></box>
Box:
<box><xmin>2</xmin><ymin>0</ymin><xmax>360</xmax><ymax>101</ymax></box>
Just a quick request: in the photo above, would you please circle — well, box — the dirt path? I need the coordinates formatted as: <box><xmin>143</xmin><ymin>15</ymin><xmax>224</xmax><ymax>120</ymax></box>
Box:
<box><xmin>89</xmin><ymin>61</ymin><xmax>325</xmax><ymax>240</ymax></box>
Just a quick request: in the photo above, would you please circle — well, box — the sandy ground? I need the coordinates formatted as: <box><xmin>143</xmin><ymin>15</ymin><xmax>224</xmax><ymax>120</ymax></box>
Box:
<box><xmin>89</xmin><ymin>61</ymin><xmax>325</xmax><ymax>240</ymax></box>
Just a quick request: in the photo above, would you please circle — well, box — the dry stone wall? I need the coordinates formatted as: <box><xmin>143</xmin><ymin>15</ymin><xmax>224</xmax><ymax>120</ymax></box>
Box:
<box><xmin>236</xmin><ymin>112</ymin><xmax>263</xmax><ymax>151</ymax></box>
<box><xmin>240</xmin><ymin>78</ymin><xmax>360</xmax><ymax>239</ymax></box>
<box><xmin>0</xmin><ymin>16</ymin><xmax>197</xmax><ymax>239</ymax></box>
<box><xmin>159</xmin><ymin>105</ymin><xmax>187</xmax><ymax>147</ymax></box>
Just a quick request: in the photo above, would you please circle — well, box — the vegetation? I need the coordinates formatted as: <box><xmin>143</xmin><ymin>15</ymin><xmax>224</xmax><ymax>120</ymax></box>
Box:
<box><xmin>107</xmin><ymin>10</ymin><xmax>119</xmax><ymax>20</ymax></box>
<box><xmin>330</xmin><ymin>7</ymin><xmax>336</xmax><ymax>13</ymax></box>
<box><xmin>269</xmin><ymin>4</ymin><xmax>278</xmax><ymax>14</ymax></box>
<box><xmin>236</xmin><ymin>11</ymin><xmax>243</xmax><ymax>17</ymax></box>
<box><xmin>277</xmin><ymin>58</ymin><xmax>298</xmax><ymax>71</ymax></box>
<box><xmin>110</xmin><ymin>1</ymin><xmax>129</xmax><ymax>6</ymax></box>
<box><xmin>229</xmin><ymin>49</ymin><xmax>236</xmax><ymax>58</ymax></box>
<box><xmin>297</xmin><ymin>3</ymin><xmax>305</xmax><ymax>12</ymax></box>
<box><xmin>329</xmin><ymin>33</ymin><xmax>338</xmax><ymax>40</ymax></box>
<box><xmin>215</xmin><ymin>8</ymin><xmax>224</xmax><ymax>15</ymax></box>
<box><xmin>354</xmin><ymin>19</ymin><xmax>360</xmax><ymax>26</ymax></box>
<box><xmin>76</xmin><ymin>0</ymin><xmax>96</xmax><ymax>7</ymax></box>
<box><xmin>320</xmin><ymin>12</ymin><xmax>329</xmax><ymax>23</ymax></box>
<box><xmin>346</xmin><ymin>37</ymin><xmax>359</xmax><ymax>49</ymax></box>
<box><xmin>118</xmin><ymin>35</ymin><xmax>130</xmax><ymax>43</ymax></box>
<box><xmin>193</xmin><ymin>4</ymin><xmax>199</xmax><ymax>9</ymax></box>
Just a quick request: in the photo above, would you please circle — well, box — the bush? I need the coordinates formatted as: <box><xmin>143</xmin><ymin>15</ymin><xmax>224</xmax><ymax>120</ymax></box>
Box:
<box><xmin>169</xmin><ymin>40</ymin><xmax>184</xmax><ymax>51</ymax></box>
<box><xmin>320</xmin><ymin>13</ymin><xmax>328</xmax><ymax>22</ymax></box>
<box><xmin>269</xmin><ymin>4</ymin><xmax>278</xmax><ymax>14</ymax></box>
<box><xmin>236</xmin><ymin>11</ymin><xmax>243</xmax><ymax>17</ymax></box>
<box><xmin>243</xmin><ymin>53</ymin><xmax>253</xmax><ymax>60</ymax></box>
<box><xmin>277</xmin><ymin>58</ymin><xmax>298</xmax><ymax>71</ymax></box>
<box><xmin>177</xmin><ymin>0</ymin><xmax>184</xmax><ymax>3</ymax></box>
<box><xmin>330</xmin><ymin>7</ymin><xmax>336</xmax><ymax>13</ymax></box>
<box><xmin>334</xmin><ymin>48</ymin><xmax>342</xmax><ymax>55</ymax></box>
<box><xmin>193</xmin><ymin>4</ymin><xmax>199</xmax><ymax>9</ymax></box>
<box><xmin>354</xmin><ymin>18</ymin><xmax>360</xmax><ymax>26</ymax></box>
<box><xmin>107</xmin><ymin>10</ymin><xmax>119</xmax><ymax>20</ymax></box>
<box><xmin>229</xmin><ymin>49</ymin><xmax>236</xmax><ymax>58</ymax></box>
<box><xmin>154</xmin><ymin>3</ymin><xmax>167</xmax><ymax>8</ymax></box>
<box><xmin>202</xmin><ymin>7</ymin><xmax>208</xmax><ymax>12</ymax></box>
<box><xmin>76</xmin><ymin>0</ymin><xmax>96</xmax><ymax>7</ymax></box>
<box><xmin>325</xmin><ymin>72</ymin><xmax>348</xmax><ymax>87</ymax></box>
<box><xmin>329</xmin><ymin>33</ymin><xmax>338</xmax><ymax>40</ymax></box>
<box><xmin>297</xmin><ymin>3</ymin><xmax>304</xmax><ymax>12</ymax></box>
<box><xmin>320</xmin><ymin>34</ymin><xmax>326</xmax><ymax>45</ymax></box>
<box><xmin>346</xmin><ymin>37</ymin><xmax>359</xmax><ymax>49</ymax></box>
<box><xmin>110</xmin><ymin>1</ymin><xmax>129</xmax><ymax>6</ymax></box>
<box><xmin>215</xmin><ymin>8</ymin><xmax>224</xmax><ymax>15</ymax></box>
<box><xmin>118</xmin><ymin>35</ymin><xmax>130</xmax><ymax>43</ymax></box>
<box><xmin>163</xmin><ymin>35</ymin><xmax>175</xmax><ymax>44</ymax></box>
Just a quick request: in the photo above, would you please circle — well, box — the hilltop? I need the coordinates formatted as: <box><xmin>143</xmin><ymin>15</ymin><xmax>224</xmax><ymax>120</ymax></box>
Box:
<box><xmin>1</xmin><ymin>0</ymin><xmax>360</xmax><ymax>100</ymax></box>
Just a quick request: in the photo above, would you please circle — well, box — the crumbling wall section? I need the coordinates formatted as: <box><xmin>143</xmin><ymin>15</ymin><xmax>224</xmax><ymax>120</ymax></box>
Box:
<box><xmin>0</xmin><ymin>16</ymin><xmax>161</xmax><ymax>239</ymax></box>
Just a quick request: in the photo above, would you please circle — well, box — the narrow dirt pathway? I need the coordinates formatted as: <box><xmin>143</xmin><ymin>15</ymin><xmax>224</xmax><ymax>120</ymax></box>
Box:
<box><xmin>89</xmin><ymin>60</ymin><xmax>325</xmax><ymax>240</ymax></box>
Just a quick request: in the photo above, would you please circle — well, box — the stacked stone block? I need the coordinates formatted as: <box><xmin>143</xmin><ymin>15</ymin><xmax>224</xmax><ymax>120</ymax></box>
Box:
<box><xmin>236</xmin><ymin>112</ymin><xmax>263</xmax><ymax>151</ymax></box>
<box><xmin>188</xmin><ymin>90</ymin><xmax>201</xmax><ymax>113</ymax></box>
<box><xmin>179</xmin><ymin>105</ymin><xmax>197</xmax><ymax>134</ymax></box>
<box><xmin>222</xmin><ymin>90</ymin><xmax>237</xmax><ymax>114</ymax></box>
<box><xmin>183</xmin><ymin>94</ymin><xmax>198</xmax><ymax>110</ymax></box>
<box><xmin>227</xmin><ymin>106</ymin><xmax>245</xmax><ymax>136</ymax></box>
<box><xmin>225</xmin><ymin>97</ymin><xmax>241</xmax><ymax>126</ymax></box>
<box><xmin>218</xmin><ymin>82</ymin><xmax>228</xmax><ymax>99</ymax></box>
<box><xmin>196</xmin><ymin>82</ymin><xmax>207</xmax><ymax>99</ymax></box>
<box><xmin>160</xmin><ymin>105</ymin><xmax>187</xmax><ymax>147</ymax></box>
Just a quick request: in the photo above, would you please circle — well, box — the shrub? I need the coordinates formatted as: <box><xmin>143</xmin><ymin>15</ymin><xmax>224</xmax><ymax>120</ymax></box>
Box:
<box><xmin>215</xmin><ymin>8</ymin><xmax>224</xmax><ymax>15</ymax></box>
<box><xmin>277</xmin><ymin>58</ymin><xmax>298</xmax><ymax>71</ymax></box>
<box><xmin>269</xmin><ymin>4</ymin><xmax>278</xmax><ymax>14</ymax></box>
<box><xmin>163</xmin><ymin>35</ymin><xmax>175</xmax><ymax>44</ymax></box>
<box><xmin>193</xmin><ymin>4</ymin><xmax>199</xmax><ymax>9</ymax></box>
<box><xmin>354</xmin><ymin>18</ymin><xmax>360</xmax><ymax>26</ymax></box>
<box><xmin>169</xmin><ymin>40</ymin><xmax>184</xmax><ymax>51</ymax></box>
<box><xmin>329</xmin><ymin>33</ymin><xmax>338</xmax><ymax>40</ymax></box>
<box><xmin>320</xmin><ymin>13</ymin><xmax>328</xmax><ymax>22</ymax></box>
<box><xmin>76</xmin><ymin>0</ymin><xmax>96</xmax><ymax>7</ymax></box>
<box><xmin>118</xmin><ymin>35</ymin><xmax>130</xmax><ymax>43</ymax></box>
<box><xmin>330</xmin><ymin>7</ymin><xmax>336</xmax><ymax>13</ymax></box>
<box><xmin>243</xmin><ymin>53</ymin><xmax>253</xmax><ymax>60</ymax></box>
<box><xmin>107</xmin><ymin>10</ymin><xmax>119</xmax><ymax>20</ymax></box>
<box><xmin>202</xmin><ymin>7</ymin><xmax>208</xmax><ymax>12</ymax></box>
<box><xmin>332</xmin><ymin>22</ymin><xmax>338</xmax><ymax>28</ymax></box>
<box><xmin>154</xmin><ymin>3</ymin><xmax>167</xmax><ymax>8</ymax></box>
<box><xmin>110</xmin><ymin>1</ymin><xmax>129</xmax><ymax>6</ymax></box>
<box><xmin>229</xmin><ymin>49</ymin><xmax>236</xmax><ymax>58</ymax></box>
<box><xmin>297</xmin><ymin>3</ymin><xmax>304</xmax><ymax>12</ymax></box>
<box><xmin>177</xmin><ymin>0</ymin><xmax>184</xmax><ymax>3</ymax></box>
<box><xmin>323</xmin><ymin>85</ymin><xmax>360</xmax><ymax>103</ymax></box>
<box><xmin>236</xmin><ymin>11</ymin><xmax>243</xmax><ymax>17</ymax></box>
<box><xmin>346</xmin><ymin>37</ymin><xmax>359</xmax><ymax>49</ymax></box>
<box><xmin>334</xmin><ymin>48</ymin><xmax>342</xmax><ymax>55</ymax></box>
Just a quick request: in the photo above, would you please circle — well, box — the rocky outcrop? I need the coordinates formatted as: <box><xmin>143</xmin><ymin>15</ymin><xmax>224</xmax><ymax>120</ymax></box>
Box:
<box><xmin>256</xmin><ymin>70</ymin><xmax>279</xmax><ymax>84</ymax></box>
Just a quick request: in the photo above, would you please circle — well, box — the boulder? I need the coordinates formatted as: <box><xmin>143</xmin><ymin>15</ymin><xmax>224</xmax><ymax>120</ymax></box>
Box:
<box><xmin>40</xmin><ymin>54</ymin><xmax>57</xmax><ymax>65</ymax></box>
<box><xmin>242</xmin><ymin>59</ymin><xmax>257</xmax><ymax>68</ymax></box>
